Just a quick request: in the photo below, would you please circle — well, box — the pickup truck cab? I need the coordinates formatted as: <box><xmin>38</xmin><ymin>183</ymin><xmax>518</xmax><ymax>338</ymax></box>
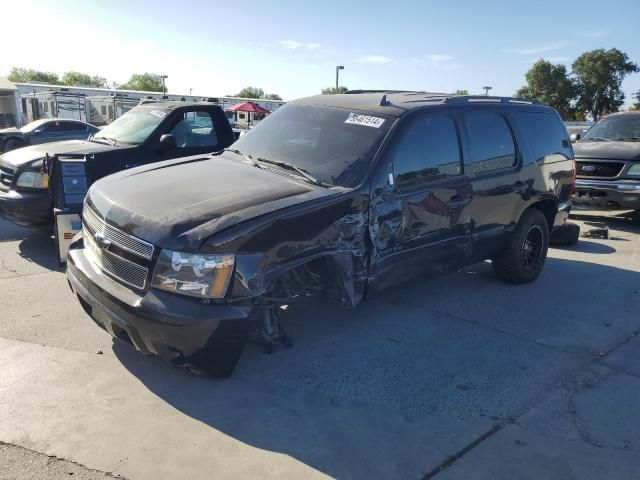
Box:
<box><xmin>0</xmin><ymin>101</ymin><xmax>234</xmax><ymax>226</ymax></box>
<box><xmin>66</xmin><ymin>92</ymin><xmax>575</xmax><ymax>376</ymax></box>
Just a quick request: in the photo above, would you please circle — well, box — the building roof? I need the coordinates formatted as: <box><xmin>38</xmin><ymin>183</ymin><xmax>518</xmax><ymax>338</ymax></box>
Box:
<box><xmin>0</xmin><ymin>78</ymin><xmax>17</xmax><ymax>91</ymax></box>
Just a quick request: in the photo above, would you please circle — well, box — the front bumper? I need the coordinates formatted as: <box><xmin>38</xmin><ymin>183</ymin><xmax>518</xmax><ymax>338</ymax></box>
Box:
<box><xmin>66</xmin><ymin>239</ymin><xmax>252</xmax><ymax>376</ymax></box>
<box><xmin>0</xmin><ymin>187</ymin><xmax>52</xmax><ymax>226</ymax></box>
<box><xmin>573</xmin><ymin>179</ymin><xmax>640</xmax><ymax>210</ymax></box>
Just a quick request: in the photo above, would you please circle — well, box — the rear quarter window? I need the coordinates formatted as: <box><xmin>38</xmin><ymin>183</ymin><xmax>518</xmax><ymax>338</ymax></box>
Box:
<box><xmin>514</xmin><ymin>111</ymin><xmax>572</xmax><ymax>162</ymax></box>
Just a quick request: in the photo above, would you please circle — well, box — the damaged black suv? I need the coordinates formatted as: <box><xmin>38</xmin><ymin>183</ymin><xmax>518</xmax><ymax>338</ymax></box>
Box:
<box><xmin>67</xmin><ymin>92</ymin><xmax>575</xmax><ymax>376</ymax></box>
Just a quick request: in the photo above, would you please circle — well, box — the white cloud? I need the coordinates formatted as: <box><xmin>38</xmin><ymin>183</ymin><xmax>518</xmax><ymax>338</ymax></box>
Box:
<box><xmin>424</xmin><ymin>54</ymin><xmax>454</xmax><ymax>63</ymax></box>
<box><xmin>545</xmin><ymin>56</ymin><xmax>570</xmax><ymax>63</ymax></box>
<box><xmin>575</xmin><ymin>30</ymin><xmax>608</xmax><ymax>38</ymax></box>
<box><xmin>423</xmin><ymin>53</ymin><xmax>459</xmax><ymax>70</ymax></box>
<box><xmin>354</xmin><ymin>55</ymin><xmax>392</xmax><ymax>64</ymax></box>
<box><xmin>277</xmin><ymin>40</ymin><xmax>322</xmax><ymax>50</ymax></box>
<box><xmin>504</xmin><ymin>44</ymin><xmax>564</xmax><ymax>55</ymax></box>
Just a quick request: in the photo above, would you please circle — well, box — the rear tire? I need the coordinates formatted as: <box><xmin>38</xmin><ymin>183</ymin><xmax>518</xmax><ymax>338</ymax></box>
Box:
<box><xmin>3</xmin><ymin>138</ymin><xmax>25</xmax><ymax>152</ymax></box>
<box><xmin>493</xmin><ymin>208</ymin><xmax>549</xmax><ymax>284</ymax></box>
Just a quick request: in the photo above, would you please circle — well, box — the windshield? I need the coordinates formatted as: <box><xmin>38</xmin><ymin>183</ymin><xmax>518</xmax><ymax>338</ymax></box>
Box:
<box><xmin>93</xmin><ymin>106</ymin><xmax>168</xmax><ymax>145</ymax></box>
<box><xmin>231</xmin><ymin>104</ymin><xmax>394</xmax><ymax>187</ymax></box>
<box><xmin>19</xmin><ymin>119</ymin><xmax>48</xmax><ymax>133</ymax></box>
<box><xmin>581</xmin><ymin>115</ymin><xmax>640</xmax><ymax>142</ymax></box>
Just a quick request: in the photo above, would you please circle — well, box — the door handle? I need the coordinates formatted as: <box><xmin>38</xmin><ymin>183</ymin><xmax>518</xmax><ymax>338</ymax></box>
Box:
<box><xmin>447</xmin><ymin>195</ymin><xmax>470</xmax><ymax>207</ymax></box>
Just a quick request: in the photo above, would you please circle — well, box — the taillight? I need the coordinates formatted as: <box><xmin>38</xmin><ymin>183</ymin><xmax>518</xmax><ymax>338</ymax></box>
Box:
<box><xmin>569</xmin><ymin>160</ymin><xmax>576</xmax><ymax>196</ymax></box>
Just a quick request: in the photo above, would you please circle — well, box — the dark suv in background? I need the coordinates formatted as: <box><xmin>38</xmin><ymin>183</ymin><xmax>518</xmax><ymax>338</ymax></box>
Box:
<box><xmin>66</xmin><ymin>92</ymin><xmax>575</xmax><ymax>376</ymax></box>
<box><xmin>572</xmin><ymin>111</ymin><xmax>640</xmax><ymax>216</ymax></box>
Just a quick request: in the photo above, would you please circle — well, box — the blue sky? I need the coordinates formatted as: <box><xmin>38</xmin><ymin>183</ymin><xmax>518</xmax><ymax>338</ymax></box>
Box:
<box><xmin>5</xmin><ymin>0</ymin><xmax>640</xmax><ymax>104</ymax></box>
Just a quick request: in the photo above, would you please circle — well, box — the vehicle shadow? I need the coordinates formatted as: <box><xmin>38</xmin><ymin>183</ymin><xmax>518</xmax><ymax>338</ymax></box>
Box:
<box><xmin>0</xmin><ymin>218</ymin><xmax>50</xmax><ymax>242</ymax></box>
<box><xmin>552</xmin><ymin>239</ymin><xmax>616</xmax><ymax>254</ymax></box>
<box><xmin>17</xmin><ymin>230</ymin><xmax>61</xmax><ymax>271</ymax></box>
<box><xmin>112</xmin><ymin>255</ymin><xmax>640</xmax><ymax>480</ymax></box>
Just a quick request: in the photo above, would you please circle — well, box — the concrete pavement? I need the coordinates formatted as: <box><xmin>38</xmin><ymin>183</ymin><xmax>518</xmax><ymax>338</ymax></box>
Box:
<box><xmin>0</xmin><ymin>210</ymin><xmax>638</xmax><ymax>479</ymax></box>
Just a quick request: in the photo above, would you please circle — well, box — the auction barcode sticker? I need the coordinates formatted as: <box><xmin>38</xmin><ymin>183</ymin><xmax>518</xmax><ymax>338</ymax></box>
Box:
<box><xmin>344</xmin><ymin>113</ymin><xmax>385</xmax><ymax>128</ymax></box>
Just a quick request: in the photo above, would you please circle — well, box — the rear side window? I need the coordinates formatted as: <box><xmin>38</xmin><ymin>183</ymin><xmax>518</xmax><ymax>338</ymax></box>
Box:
<box><xmin>515</xmin><ymin>111</ymin><xmax>572</xmax><ymax>161</ymax></box>
<box><xmin>63</xmin><ymin>122</ymin><xmax>87</xmax><ymax>131</ymax></box>
<box><xmin>393</xmin><ymin>114</ymin><xmax>461</xmax><ymax>189</ymax></box>
<box><xmin>465</xmin><ymin>113</ymin><xmax>517</xmax><ymax>175</ymax></box>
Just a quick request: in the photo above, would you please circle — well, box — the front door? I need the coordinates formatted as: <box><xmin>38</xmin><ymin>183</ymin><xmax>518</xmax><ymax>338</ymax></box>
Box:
<box><xmin>369</xmin><ymin>111</ymin><xmax>472</xmax><ymax>290</ymax></box>
<box><xmin>156</xmin><ymin>109</ymin><xmax>226</xmax><ymax>162</ymax></box>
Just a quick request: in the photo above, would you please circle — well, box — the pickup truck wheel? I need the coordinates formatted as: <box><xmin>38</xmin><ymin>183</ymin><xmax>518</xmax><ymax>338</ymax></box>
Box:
<box><xmin>493</xmin><ymin>208</ymin><xmax>549</xmax><ymax>284</ymax></box>
<box><xmin>3</xmin><ymin>138</ymin><xmax>25</xmax><ymax>152</ymax></box>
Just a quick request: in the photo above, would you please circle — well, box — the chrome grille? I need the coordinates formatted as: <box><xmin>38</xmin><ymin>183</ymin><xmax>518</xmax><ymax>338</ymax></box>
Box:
<box><xmin>83</xmin><ymin>226</ymin><xmax>149</xmax><ymax>289</ymax></box>
<box><xmin>83</xmin><ymin>206</ymin><xmax>154</xmax><ymax>260</ymax></box>
<box><xmin>576</xmin><ymin>161</ymin><xmax>624</xmax><ymax>178</ymax></box>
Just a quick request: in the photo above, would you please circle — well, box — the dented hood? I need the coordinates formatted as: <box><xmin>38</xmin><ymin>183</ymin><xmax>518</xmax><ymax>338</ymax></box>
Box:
<box><xmin>88</xmin><ymin>154</ymin><xmax>337</xmax><ymax>250</ymax></box>
<box><xmin>0</xmin><ymin>140</ymin><xmax>119</xmax><ymax>168</ymax></box>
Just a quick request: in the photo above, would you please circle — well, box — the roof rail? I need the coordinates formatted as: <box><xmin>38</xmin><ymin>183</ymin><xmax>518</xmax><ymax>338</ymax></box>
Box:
<box><xmin>445</xmin><ymin>96</ymin><xmax>541</xmax><ymax>105</ymax></box>
<box><xmin>345</xmin><ymin>89</ymin><xmax>416</xmax><ymax>94</ymax></box>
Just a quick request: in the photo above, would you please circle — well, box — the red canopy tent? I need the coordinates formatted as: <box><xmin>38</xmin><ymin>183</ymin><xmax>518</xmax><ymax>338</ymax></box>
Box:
<box><xmin>225</xmin><ymin>101</ymin><xmax>271</xmax><ymax>127</ymax></box>
<box><xmin>225</xmin><ymin>101</ymin><xmax>271</xmax><ymax>114</ymax></box>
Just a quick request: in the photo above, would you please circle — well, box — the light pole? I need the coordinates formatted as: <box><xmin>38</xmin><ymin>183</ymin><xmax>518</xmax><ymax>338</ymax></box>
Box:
<box><xmin>335</xmin><ymin>65</ymin><xmax>344</xmax><ymax>94</ymax></box>
<box><xmin>482</xmin><ymin>85</ymin><xmax>492</xmax><ymax>96</ymax></box>
<box><xmin>160</xmin><ymin>75</ymin><xmax>168</xmax><ymax>97</ymax></box>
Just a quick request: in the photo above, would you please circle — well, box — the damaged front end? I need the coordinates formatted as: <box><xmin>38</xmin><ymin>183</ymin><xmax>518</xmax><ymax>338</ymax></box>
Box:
<box><xmin>68</xmin><ymin>190</ymin><xmax>371</xmax><ymax>377</ymax></box>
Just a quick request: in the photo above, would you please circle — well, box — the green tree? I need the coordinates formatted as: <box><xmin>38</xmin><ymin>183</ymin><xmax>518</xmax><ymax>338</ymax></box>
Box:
<box><xmin>61</xmin><ymin>71</ymin><xmax>108</xmax><ymax>88</ymax></box>
<box><xmin>234</xmin><ymin>87</ymin><xmax>282</xmax><ymax>100</ymax></box>
<box><xmin>572</xmin><ymin>48</ymin><xmax>639</xmax><ymax>120</ymax></box>
<box><xmin>321</xmin><ymin>86</ymin><xmax>349</xmax><ymax>94</ymax></box>
<box><xmin>8</xmin><ymin>67</ymin><xmax>59</xmax><ymax>84</ymax></box>
<box><xmin>119</xmin><ymin>73</ymin><xmax>164</xmax><ymax>92</ymax></box>
<box><xmin>516</xmin><ymin>60</ymin><xmax>578</xmax><ymax>119</ymax></box>
<box><xmin>454</xmin><ymin>89</ymin><xmax>469</xmax><ymax>95</ymax></box>
<box><xmin>633</xmin><ymin>90</ymin><xmax>640</xmax><ymax>111</ymax></box>
<box><xmin>235</xmin><ymin>87</ymin><xmax>265</xmax><ymax>99</ymax></box>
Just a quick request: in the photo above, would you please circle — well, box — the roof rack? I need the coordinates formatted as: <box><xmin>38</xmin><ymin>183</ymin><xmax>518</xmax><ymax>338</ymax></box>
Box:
<box><xmin>345</xmin><ymin>89</ymin><xmax>416</xmax><ymax>94</ymax></box>
<box><xmin>444</xmin><ymin>95</ymin><xmax>541</xmax><ymax>105</ymax></box>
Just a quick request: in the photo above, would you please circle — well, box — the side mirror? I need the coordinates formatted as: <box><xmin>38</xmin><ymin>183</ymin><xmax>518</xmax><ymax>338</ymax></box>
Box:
<box><xmin>569</xmin><ymin>133</ymin><xmax>580</xmax><ymax>143</ymax></box>
<box><xmin>33</xmin><ymin>128</ymin><xmax>42</xmax><ymax>135</ymax></box>
<box><xmin>158</xmin><ymin>133</ymin><xmax>177</xmax><ymax>151</ymax></box>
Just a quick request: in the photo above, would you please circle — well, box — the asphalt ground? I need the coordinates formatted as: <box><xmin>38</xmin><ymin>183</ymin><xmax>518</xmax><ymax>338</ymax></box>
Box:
<box><xmin>0</xmin><ymin>209</ymin><xmax>638</xmax><ymax>479</ymax></box>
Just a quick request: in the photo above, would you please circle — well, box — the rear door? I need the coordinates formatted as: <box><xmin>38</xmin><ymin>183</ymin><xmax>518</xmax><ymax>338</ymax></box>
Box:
<box><xmin>61</xmin><ymin>121</ymin><xmax>92</xmax><ymax>141</ymax></box>
<box><xmin>369</xmin><ymin>110</ymin><xmax>473</xmax><ymax>286</ymax></box>
<box><xmin>458</xmin><ymin>108</ymin><xmax>521</xmax><ymax>261</ymax></box>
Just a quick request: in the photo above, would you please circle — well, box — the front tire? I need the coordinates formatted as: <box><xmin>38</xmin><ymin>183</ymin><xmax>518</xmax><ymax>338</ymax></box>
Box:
<box><xmin>493</xmin><ymin>208</ymin><xmax>549</xmax><ymax>284</ymax></box>
<box><xmin>3</xmin><ymin>138</ymin><xmax>25</xmax><ymax>152</ymax></box>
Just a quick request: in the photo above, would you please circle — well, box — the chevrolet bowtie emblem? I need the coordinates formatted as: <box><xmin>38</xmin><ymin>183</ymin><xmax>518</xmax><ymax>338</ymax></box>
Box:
<box><xmin>95</xmin><ymin>232</ymin><xmax>112</xmax><ymax>249</ymax></box>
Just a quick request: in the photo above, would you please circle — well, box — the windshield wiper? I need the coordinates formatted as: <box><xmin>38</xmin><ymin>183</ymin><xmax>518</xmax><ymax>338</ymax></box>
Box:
<box><xmin>94</xmin><ymin>136</ymin><xmax>119</xmax><ymax>147</ymax></box>
<box><xmin>614</xmin><ymin>137</ymin><xmax>640</xmax><ymax>141</ymax></box>
<box><xmin>224</xmin><ymin>148</ymin><xmax>262</xmax><ymax>168</ymax></box>
<box><xmin>584</xmin><ymin>137</ymin><xmax>611</xmax><ymax>142</ymax></box>
<box><xmin>256</xmin><ymin>158</ymin><xmax>326</xmax><ymax>187</ymax></box>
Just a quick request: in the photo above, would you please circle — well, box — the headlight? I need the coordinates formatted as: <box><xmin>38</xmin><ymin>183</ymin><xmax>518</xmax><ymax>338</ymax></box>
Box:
<box><xmin>626</xmin><ymin>164</ymin><xmax>640</xmax><ymax>177</ymax></box>
<box><xmin>151</xmin><ymin>249</ymin><xmax>235</xmax><ymax>299</ymax></box>
<box><xmin>16</xmin><ymin>171</ymin><xmax>49</xmax><ymax>189</ymax></box>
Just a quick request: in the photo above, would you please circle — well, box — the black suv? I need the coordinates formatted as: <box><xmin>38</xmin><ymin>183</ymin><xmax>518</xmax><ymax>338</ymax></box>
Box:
<box><xmin>0</xmin><ymin>101</ymin><xmax>234</xmax><ymax>226</ymax></box>
<box><xmin>66</xmin><ymin>92</ymin><xmax>575</xmax><ymax>376</ymax></box>
<box><xmin>572</xmin><ymin>111</ymin><xmax>640</xmax><ymax>215</ymax></box>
